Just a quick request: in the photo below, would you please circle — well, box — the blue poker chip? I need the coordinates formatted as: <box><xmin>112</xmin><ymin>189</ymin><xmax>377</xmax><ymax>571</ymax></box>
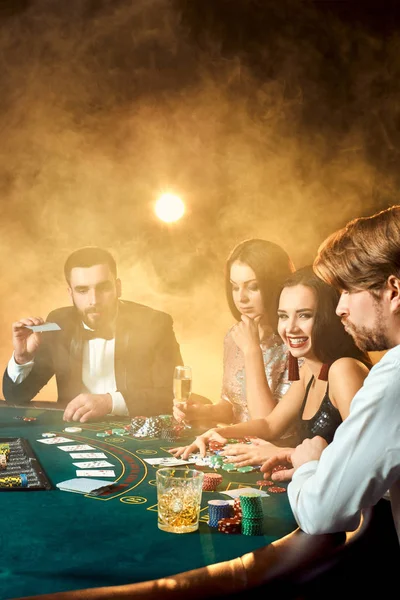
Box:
<box><xmin>20</xmin><ymin>474</ymin><xmax>28</xmax><ymax>487</ymax></box>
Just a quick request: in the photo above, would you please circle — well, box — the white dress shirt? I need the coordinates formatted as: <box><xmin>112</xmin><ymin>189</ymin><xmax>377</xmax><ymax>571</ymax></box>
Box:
<box><xmin>7</xmin><ymin>332</ymin><xmax>129</xmax><ymax>416</ymax></box>
<box><xmin>288</xmin><ymin>344</ymin><xmax>400</xmax><ymax>544</ymax></box>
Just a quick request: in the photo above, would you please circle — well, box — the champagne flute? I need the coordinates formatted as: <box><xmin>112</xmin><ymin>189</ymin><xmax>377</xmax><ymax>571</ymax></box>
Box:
<box><xmin>173</xmin><ymin>365</ymin><xmax>192</xmax><ymax>428</ymax></box>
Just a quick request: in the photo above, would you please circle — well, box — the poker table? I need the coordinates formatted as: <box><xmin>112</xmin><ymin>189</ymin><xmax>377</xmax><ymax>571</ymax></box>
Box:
<box><xmin>0</xmin><ymin>404</ymin><xmax>302</xmax><ymax>600</ymax></box>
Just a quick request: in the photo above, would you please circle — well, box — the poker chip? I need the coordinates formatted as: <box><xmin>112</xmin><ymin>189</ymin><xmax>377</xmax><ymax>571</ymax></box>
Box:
<box><xmin>239</xmin><ymin>493</ymin><xmax>263</xmax><ymax>518</ymax></box>
<box><xmin>233</xmin><ymin>497</ymin><xmax>242</xmax><ymax>520</ymax></box>
<box><xmin>130</xmin><ymin>417</ymin><xmax>147</xmax><ymax>433</ymax></box>
<box><xmin>0</xmin><ymin>473</ymin><xmax>28</xmax><ymax>488</ymax></box>
<box><xmin>208</xmin><ymin>499</ymin><xmax>231</xmax><ymax>527</ymax></box>
<box><xmin>267</xmin><ymin>486</ymin><xmax>286</xmax><ymax>494</ymax></box>
<box><xmin>202</xmin><ymin>472</ymin><xmax>223</xmax><ymax>491</ymax></box>
<box><xmin>0</xmin><ymin>455</ymin><xmax>7</xmax><ymax>470</ymax></box>
<box><xmin>217</xmin><ymin>517</ymin><xmax>241</xmax><ymax>534</ymax></box>
<box><xmin>64</xmin><ymin>427</ymin><xmax>82</xmax><ymax>433</ymax></box>
<box><xmin>221</xmin><ymin>462</ymin><xmax>237</xmax><ymax>472</ymax></box>
<box><xmin>208</xmin><ymin>441</ymin><xmax>225</xmax><ymax>452</ymax></box>
<box><xmin>256</xmin><ymin>480</ymin><xmax>273</xmax><ymax>487</ymax></box>
<box><xmin>237</xmin><ymin>466</ymin><xmax>254</xmax><ymax>473</ymax></box>
<box><xmin>96</xmin><ymin>432</ymin><xmax>111</xmax><ymax>438</ymax></box>
<box><xmin>23</xmin><ymin>417</ymin><xmax>36</xmax><ymax>422</ymax></box>
<box><xmin>133</xmin><ymin>416</ymin><xmax>162</xmax><ymax>439</ymax></box>
<box><xmin>272</xmin><ymin>464</ymin><xmax>290</xmax><ymax>473</ymax></box>
<box><xmin>241</xmin><ymin>518</ymin><xmax>263</xmax><ymax>536</ymax></box>
<box><xmin>210</xmin><ymin>455</ymin><xmax>224</xmax><ymax>468</ymax></box>
<box><xmin>0</xmin><ymin>444</ymin><xmax>10</xmax><ymax>459</ymax></box>
<box><xmin>42</xmin><ymin>433</ymin><xmax>57</xmax><ymax>438</ymax></box>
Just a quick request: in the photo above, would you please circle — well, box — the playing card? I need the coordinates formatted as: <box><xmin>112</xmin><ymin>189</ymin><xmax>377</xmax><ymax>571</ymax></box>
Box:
<box><xmin>143</xmin><ymin>457</ymin><xmax>189</xmax><ymax>466</ymax></box>
<box><xmin>76</xmin><ymin>469</ymin><xmax>116</xmax><ymax>477</ymax></box>
<box><xmin>25</xmin><ymin>322</ymin><xmax>61</xmax><ymax>332</ymax></box>
<box><xmin>37</xmin><ymin>437</ymin><xmax>74</xmax><ymax>445</ymax></box>
<box><xmin>70</xmin><ymin>452</ymin><xmax>107</xmax><ymax>459</ymax></box>
<box><xmin>221</xmin><ymin>487</ymin><xmax>269</xmax><ymax>498</ymax></box>
<box><xmin>73</xmin><ymin>461</ymin><xmax>114</xmax><ymax>468</ymax></box>
<box><xmin>58</xmin><ymin>444</ymin><xmax>95</xmax><ymax>452</ymax></box>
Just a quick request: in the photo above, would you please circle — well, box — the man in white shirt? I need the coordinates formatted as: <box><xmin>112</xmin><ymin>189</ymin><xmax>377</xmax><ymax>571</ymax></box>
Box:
<box><xmin>261</xmin><ymin>205</ymin><xmax>400</xmax><ymax>547</ymax></box>
<box><xmin>3</xmin><ymin>246</ymin><xmax>182</xmax><ymax>422</ymax></box>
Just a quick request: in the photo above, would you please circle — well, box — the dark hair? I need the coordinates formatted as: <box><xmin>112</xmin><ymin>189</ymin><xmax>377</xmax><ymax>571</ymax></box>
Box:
<box><xmin>226</xmin><ymin>239</ymin><xmax>295</xmax><ymax>331</ymax></box>
<box><xmin>64</xmin><ymin>247</ymin><xmax>117</xmax><ymax>283</ymax></box>
<box><xmin>282</xmin><ymin>266</ymin><xmax>372</xmax><ymax>366</ymax></box>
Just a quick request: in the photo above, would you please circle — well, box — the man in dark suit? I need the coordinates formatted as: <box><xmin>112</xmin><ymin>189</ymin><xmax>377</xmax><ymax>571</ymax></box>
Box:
<box><xmin>3</xmin><ymin>246</ymin><xmax>183</xmax><ymax>422</ymax></box>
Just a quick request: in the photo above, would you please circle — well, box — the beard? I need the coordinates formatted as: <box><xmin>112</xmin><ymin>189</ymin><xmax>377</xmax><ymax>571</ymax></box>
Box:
<box><xmin>343</xmin><ymin>302</ymin><xmax>391</xmax><ymax>352</ymax></box>
<box><xmin>74</xmin><ymin>301</ymin><xmax>117</xmax><ymax>331</ymax></box>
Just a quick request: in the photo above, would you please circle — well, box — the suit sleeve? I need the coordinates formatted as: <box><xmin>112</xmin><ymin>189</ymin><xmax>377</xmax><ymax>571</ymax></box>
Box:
<box><xmin>2</xmin><ymin>340</ymin><xmax>56</xmax><ymax>405</ymax></box>
<box><xmin>123</xmin><ymin>313</ymin><xmax>183</xmax><ymax>417</ymax></box>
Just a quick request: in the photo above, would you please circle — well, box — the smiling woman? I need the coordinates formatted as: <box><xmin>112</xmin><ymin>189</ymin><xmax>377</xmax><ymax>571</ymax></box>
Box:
<box><xmin>170</xmin><ymin>266</ymin><xmax>372</xmax><ymax>471</ymax></box>
<box><xmin>172</xmin><ymin>238</ymin><xmax>296</xmax><ymax>431</ymax></box>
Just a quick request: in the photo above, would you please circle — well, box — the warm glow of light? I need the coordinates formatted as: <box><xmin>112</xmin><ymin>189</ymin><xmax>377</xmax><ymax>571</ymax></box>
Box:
<box><xmin>154</xmin><ymin>193</ymin><xmax>185</xmax><ymax>223</ymax></box>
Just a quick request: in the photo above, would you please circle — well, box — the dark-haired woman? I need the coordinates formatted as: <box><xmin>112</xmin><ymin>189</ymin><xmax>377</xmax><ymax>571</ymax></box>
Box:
<box><xmin>170</xmin><ymin>267</ymin><xmax>371</xmax><ymax>464</ymax></box>
<box><xmin>173</xmin><ymin>238</ymin><xmax>295</xmax><ymax>427</ymax></box>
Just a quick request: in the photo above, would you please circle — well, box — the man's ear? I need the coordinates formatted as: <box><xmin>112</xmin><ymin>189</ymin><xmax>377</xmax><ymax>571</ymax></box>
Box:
<box><xmin>67</xmin><ymin>286</ymin><xmax>73</xmax><ymax>303</ymax></box>
<box><xmin>387</xmin><ymin>275</ymin><xmax>400</xmax><ymax>312</ymax></box>
<box><xmin>116</xmin><ymin>278</ymin><xmax>122</xmax><ymax>298</ymax></box>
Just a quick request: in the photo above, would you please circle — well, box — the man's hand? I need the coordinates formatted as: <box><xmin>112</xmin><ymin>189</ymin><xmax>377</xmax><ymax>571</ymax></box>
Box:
<box><xmin>291</xmin><ymin>436</ymin><xmax>328</xmax><ymax>470</ymax></box>
<box><xmin>169</xmin><ymin>429</ymin><xmax>227</xmax><ymax>460</ymax></box>
<box><xmin>231</xmin><ymin>315</ymin><xmax>261</xmax><ymax>355</ymax></box>
<box><xmin>12</xmin><ymin>317</ymin><xmax>45</xmax><ymax>364</ymax></box>
<box><xmin>63</xmin><ymin>393</ymin><xmax>113</xmax><ymax>423</ymax></box>
<box><xmin>260</xmin><ymin>448</ymin><xmax>295</xmax><ymax>482</ymax></box>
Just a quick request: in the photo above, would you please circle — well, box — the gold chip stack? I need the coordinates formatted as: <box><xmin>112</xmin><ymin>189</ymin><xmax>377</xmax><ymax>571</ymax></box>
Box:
<box><xmin>0</xmin><ymin>443</ymin><xmax>10</xmax><ymax>470</ymax></box>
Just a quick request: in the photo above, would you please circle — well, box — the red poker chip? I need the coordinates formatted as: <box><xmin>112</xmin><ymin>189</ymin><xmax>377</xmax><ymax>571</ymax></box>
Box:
<box><xmin>271</xmin><ymin>464</ymin><xmax>290</xmax><ymax>473</ymax></box>
<box><xmin>256</xmin><ymin>480</ymin><xmax>274</xmax><ymax>486</ymax></box>
<box><xmin>218</xmin><ymin>517</ymin><xmax>241</xmax><ymax>533</ymax></box>
<box><xmin>267</xmin><ymin>486</ymin><xmax>286</xmax><ymax>494</ymax></box>
<box><xmin>202</xmin><ymin>472</ymin><xmax>223</xmax><ymax>491</ymax></box>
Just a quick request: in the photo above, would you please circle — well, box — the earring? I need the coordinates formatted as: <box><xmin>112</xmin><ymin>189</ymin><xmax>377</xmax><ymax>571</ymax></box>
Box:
<box><xmin>318</xmin><ymin>363</ymin><xmax>330</xmax><ymax>381</ymax></box>
<box><xmin>288</xmin><ymin>352</ymin><xmax>300</xmax><ymax>381</ymax></box>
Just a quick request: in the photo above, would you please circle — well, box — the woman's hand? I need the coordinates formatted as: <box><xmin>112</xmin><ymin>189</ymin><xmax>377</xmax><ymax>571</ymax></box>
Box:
<box><xmin>169</xmin><ymin>429</ymin><xmax>227</xmax><ymax>460</ymax></box>
<box><xmin>220</xmin><ymin>440</ymin><xmax>283</xmax><ymax>467</ymax></box>
<box><xmin>172</xmin><ymin>394</ymin><xmax>212</xmax><ymax>422</ymax></box>
<box><xmin>231</xmin><ymin>315</ymin><xmax>261</xmax><ymax>355</ymax></box>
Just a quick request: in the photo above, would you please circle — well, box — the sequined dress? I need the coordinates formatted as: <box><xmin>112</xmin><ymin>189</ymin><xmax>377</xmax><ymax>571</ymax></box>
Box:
<box><xmin>220</xmin><ymin>325</ymin><xmax>291</xmax><ymax>423</ymax></box>
<box><xmin>298</xmin><ymin>376</ymin><xmax>342</xmax><ymax>444</ymax></box>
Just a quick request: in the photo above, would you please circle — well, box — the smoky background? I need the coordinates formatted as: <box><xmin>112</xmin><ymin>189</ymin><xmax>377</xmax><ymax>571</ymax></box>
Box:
<box><xmin>0</xmin><ymin>0</ymin><xmax>398</xmax><ymax>401</ymax></box>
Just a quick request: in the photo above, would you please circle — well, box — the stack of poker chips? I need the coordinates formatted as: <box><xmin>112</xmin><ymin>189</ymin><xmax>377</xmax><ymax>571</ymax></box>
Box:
<box><xmin>208</xmin><ymin>440</ymin><xmax>225</xmax><ymax>453</ymax></box>
<box><xmin>159</xmin><ymin>415</ymin><xmax>179</xmax><ymax>442</ymax></box>
<box><xmin>0</xmin><ymin>443</ymin><xmax>10</xmax><ymax>471</ymax></box>
<box><xmin>0</xmin><ymin>474</ymin><xmax>28</xmax><ymax>488</ymax></box>
<box><xmin>209</xmin><ymin>455</ymin><xmax>225</xmax><ymax>469</ymax></box>
<box><xmin>239</xmin><ymin>492</ymin><xmax>264</xmax><ymax>536</ymax></box>
<box><xmin>208</xmin><ymin>499</ymin><xmax>231</xmax><ymax>527</ymax></box>
<box><xmin>202</xmin><ymin>472</ymin><xmax>223</xmax><ymax>491</ymax></box>
<box><xmin>132</xmin><ymin>416</ymin><xmax>162</xmax><ymax>438</ymax></box>
<box><xmin>233</xmin><ymin>497</ymin><xmax>242</xmax><ymax>520</ymax></box>
<box><xmin>218</xmin><ymin>517</ymin><xmax>241</xmax><ymax>534</ymax></box>
<box><xmin>130</xmin><ymin>417</ymin><xmax>147</xmax><ymax>435</ymax></box>
<box><xmin>217</xmin><ymin>497</ymin><xmax>242</xmax><ymax>534</ymax></box>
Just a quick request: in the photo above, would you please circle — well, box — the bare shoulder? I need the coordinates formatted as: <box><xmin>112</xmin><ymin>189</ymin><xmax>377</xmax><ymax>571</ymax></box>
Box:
<box><xmin>329</xmin><ymin>357</ymin><xmax>369</xmax><ymax>379</ymax></box>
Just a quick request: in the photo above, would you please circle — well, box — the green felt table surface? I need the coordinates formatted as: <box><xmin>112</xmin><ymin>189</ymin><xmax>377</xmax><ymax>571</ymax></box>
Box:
<box><xmin>0</xmin><ymin>405</ymin><xmax>297</xmax><ymax>600</ymax></box>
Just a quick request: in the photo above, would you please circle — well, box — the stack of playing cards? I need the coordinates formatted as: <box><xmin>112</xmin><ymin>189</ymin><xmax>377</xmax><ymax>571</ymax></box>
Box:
<box><xmin>56</xmin><ymin>477</ymin><xmax>117</xmax><ymax>495</ymax></box>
